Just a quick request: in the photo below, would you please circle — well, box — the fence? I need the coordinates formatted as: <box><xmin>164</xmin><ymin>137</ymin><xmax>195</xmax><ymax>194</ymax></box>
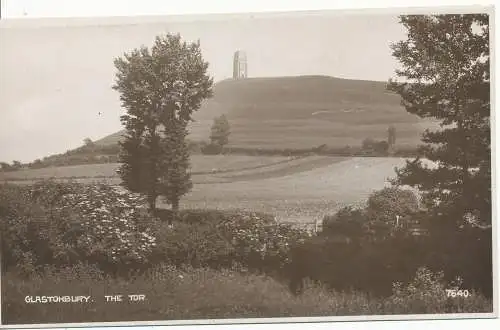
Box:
<box><xmin>275</xmin><ymin>218</ymin><xmax>323</xmax><ymax>234</ymax></box>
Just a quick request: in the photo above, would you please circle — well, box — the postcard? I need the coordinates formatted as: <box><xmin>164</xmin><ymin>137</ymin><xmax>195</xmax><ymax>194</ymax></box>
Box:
<box><xmin>0</xmin><ymin>3</ymin><xmax>496</xmax><ymax>328</ymax></box>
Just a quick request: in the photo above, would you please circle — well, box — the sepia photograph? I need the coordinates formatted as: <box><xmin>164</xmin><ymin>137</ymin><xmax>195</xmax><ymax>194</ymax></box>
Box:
<box><xmin>0</xmin><ymin>2</ymin><xmax>496</xmax><ymax>327</ymax></box>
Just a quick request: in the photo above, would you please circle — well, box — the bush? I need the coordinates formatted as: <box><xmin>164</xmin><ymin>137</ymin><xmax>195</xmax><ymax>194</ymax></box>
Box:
<box><xmin>365</xmin><ymin>187</ymin><xmax>419</xmax><ymax>240</ymax></box>
<box><xmin>216</xmin><ymin>212</ymin><xmax>309</xmax><ymax>274</ymax></box>
<box><xmin>2</xmin><ymin>181</ymin><xmax>308</xmax><ymax>279</ymax></box>
<box><xmin>150</xmin><ymin>210</ymin><xmax>309</xmax><ymax>276</ymax></box>
<box><xmin>384</xmin><ymin>267</ymin><xmax>492</xmax><ymax>314</ymax></box>
<box><xmin>361</xmin><ymin>138</ymin><xmax>389</xmax><ymax>155</ymax></box>
<box><xmin>322</xmin><ymin>206</ymin><xmax>366</xmax><ymax>239</ymax></box>
<box><xmin>367</xmin><ymin>187</ymin><xmax>419</xmax><ymax>222</ymax></box>
<box><xmin>0</xmin><ymin>180</ymin><xmax>156</xmax><ymax>276</ymax></box>
<box><xmin>201</xmin><ymin>142</ymin><xmax>223</xmax><ymax>155</ymax></box>
<box><xmin>321</xmin><ymin>186</ymin><xmax>420</xmax><ymax>242</ymax></box>
<box><xmin>150</xmin><ymin>219</ymin><xmax>236</xmax><ymax>269</ymax></box>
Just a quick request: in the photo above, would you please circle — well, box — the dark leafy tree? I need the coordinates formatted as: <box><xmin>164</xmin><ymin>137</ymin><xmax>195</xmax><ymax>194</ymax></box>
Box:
<box><xmin>11</xmin><ymin>160</ymin><xmax>22</xmax><ymax>170</ymax></box>
<box><xmin>113</xmin><ymin>33</ymin><xmax>213</xmax><ymax>214</ymax></box>
<box><xmin>388</xmin><ymin>14</ymin><xmax>490</xmax><ymax>228</ymax></box>
<box><xmin>388</xmin><ymin>125</ymin><xmax>396</xmax><ymax>147</ymax></box>
<box><xmin>209</xmin><ymin>114</ymin><xmax>231</xmax><ymax>152</ymax></box>
<box><xmin>0</xmin><ymin>162</ymin><xmax>11</xmax><ymax>171</ymax></box>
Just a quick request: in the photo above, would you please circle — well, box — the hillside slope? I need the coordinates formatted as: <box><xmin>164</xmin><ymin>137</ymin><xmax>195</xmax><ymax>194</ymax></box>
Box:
<box><xmin>95</xmin><ymin>75</ymin><xmax>433</xmax><ymax>149</ymax></box>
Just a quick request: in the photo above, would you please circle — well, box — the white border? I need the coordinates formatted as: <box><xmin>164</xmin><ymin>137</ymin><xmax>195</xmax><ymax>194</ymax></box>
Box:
<box><xmin>0</xmin><ymin>1</ymin><xmax>498</xmax><ymax>329</ymax></box>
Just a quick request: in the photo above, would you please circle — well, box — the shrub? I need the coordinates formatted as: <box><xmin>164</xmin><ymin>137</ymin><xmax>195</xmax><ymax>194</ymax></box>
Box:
<box><xmin>201</xmin><ymin>142</ymin><xmax>223</xmax><ymax>155</ymax></box>
<box><xmin>365</xmin><ymin>187</ymin><xmax>419</xmax><ymax>240</ymax></box>
<box><xmin>216</xmin><ymin>213</ymin><xmax>309</xmax><ymax>274</ymax></box>
<box><xmin>150</xmin><ymin>219</ymin><xmax>236</xmax><ymax>269</ymax></box>
<box><xmin>361</xmin><ymin>138</ymin><xmax>389</xmax><ymax>155</ymax></box>
<box><xmin>150</xmin><ymin>210</ymin><xmax>309</xmax><ymax>275</ymax></box>
<box><xmin>55</xmin><ymin>183</ymin><xmax>156</xmax><ymax>272</ymax></box>
<box><xmin>384</xmin><ymin>267</ymin><xmax>492</xmax><ymax>314</ymax></box>
<box><xmin>0</xmin><ymin>180</ymin><xmax>156</xmax><ymax>275</ymax></box>
<box><xmin>322</xmin><ymin>206</ymin><xmax>366</xmax><ymax>239</ymax></box>
<box><xmin>0</xmin><ymin>183</ymin><xmax>55</xmax><ymax>274</ymax></box>
<box><xmin>367</xmin><ymin>187</ymin><xmax>419</xmax><ymax>222</ymax></box>
<box><xmin>286</xmin><ymin>229</ymin><xmax>431</xmax><ymax>297</ymax></box>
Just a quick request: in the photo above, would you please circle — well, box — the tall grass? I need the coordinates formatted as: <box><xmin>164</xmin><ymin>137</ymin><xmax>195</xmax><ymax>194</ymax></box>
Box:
<box><xmin>2</xmin><ymin>264</ymin><xmax>492</xmax><ymax>325</ymax></box>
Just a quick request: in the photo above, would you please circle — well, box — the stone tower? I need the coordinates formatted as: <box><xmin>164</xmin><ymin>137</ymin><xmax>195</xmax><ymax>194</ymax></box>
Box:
<box><xmin>233</xmin><ymin>50</ymin><xmax>247</xmax><ymax>79</ymax></box>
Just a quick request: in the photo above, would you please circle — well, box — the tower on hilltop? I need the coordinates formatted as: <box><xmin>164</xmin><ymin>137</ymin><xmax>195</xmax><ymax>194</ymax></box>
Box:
<box><xmin>233</xmin><ymin>50</ymin><xmax>247</xmax><ymax>79</ymax></box>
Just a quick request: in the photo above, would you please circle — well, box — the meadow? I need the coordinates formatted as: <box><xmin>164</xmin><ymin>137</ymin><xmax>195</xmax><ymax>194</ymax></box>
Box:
<box><xmin>0</xmin><ymin>155</ymin><xmax>410</xmax><ymax>223</ymax></box>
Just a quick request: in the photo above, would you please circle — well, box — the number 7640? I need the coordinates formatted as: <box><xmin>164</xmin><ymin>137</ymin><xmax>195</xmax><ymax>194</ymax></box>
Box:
<box><xmin>446</xmin><ymin>289</ymin><xmax>471</xmax><ymax>298</ymax></box>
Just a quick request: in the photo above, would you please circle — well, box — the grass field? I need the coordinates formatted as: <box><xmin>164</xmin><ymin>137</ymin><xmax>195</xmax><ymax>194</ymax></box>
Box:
<box><xmin>179</xmin><ymin>157</ymin><xmax>410</xmax><ymax>222</ymax></box>
<box><xmin>0</xmin><ymin>155</ymin><xmax>413</xmax><ymax>223</ymax></box>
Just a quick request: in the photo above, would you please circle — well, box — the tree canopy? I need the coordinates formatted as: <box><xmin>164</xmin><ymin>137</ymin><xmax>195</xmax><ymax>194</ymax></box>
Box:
<box><xmin>209</xmin><ymin>114</ymin><xmax>231</xmax><ymax>151</ymax></box>
<box><xmin>113</xmin><ymin>33</ymin><xmax>213</xmax><ymax>214</ymax></box>
<box><xmin>388</xmin><ymin>14</ymin><xmax>490</xmax><ymax>228</ymax></box>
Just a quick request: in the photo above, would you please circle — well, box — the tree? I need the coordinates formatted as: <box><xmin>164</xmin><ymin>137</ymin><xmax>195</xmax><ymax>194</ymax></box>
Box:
<box><xmin>388</xmin><ymin>14</ymin><xmax>490</xmax><ymax>228</ymax></box>
<box><xmin>388</xmin><ymin>125</ymin><xmax>396</xmax><ymax>147</ymax></box>
<box><xmin>158</xmin><ymin>124</ymin><xmax>192</xmax><ymax>212</ymax></box>
<box><xmin>83</xmin><ymin>138</ymin><xmax>94</xmax><ymax>147</ymax></box>
<box><xmin>31</xmin><ymin>159</ymin><xmax>43</xmax><ymax>169</ymax></box>
<box><xmin>209</xmin><ymin>114</ymin><xmax>231</xmax><ymax>152</ymax></box>
<box><xmin>113</xmin><ymin>33</ymin><xmax>214</xmax><ymax>215</ymax></box>
<box><xmin>0</xmin><ymin>162</ymin><xmax>11</xmax><ymax>171</ymax></box>
<box><xmin>362</xmin><ymin>138</ymin><xmax>389</xmax><ymax>154</ymax></box>
<box><xmin>11</xmin><ymin>160</ymin><xmax>22</xmax><ymax>170</ymax></box>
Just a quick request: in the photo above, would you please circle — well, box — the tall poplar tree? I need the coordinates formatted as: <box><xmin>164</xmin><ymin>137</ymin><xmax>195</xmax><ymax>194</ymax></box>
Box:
<box><xmin>113</xmin><ymin>33</ymin><xmax>213</xmax><ymax>214</ymax></box>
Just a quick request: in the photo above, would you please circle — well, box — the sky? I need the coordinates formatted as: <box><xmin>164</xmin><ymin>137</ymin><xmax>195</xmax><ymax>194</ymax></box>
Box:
<box><xmin>1</xmin><ymin>11</ymin><xmax>409</xmax><ymax>163</ymax></box>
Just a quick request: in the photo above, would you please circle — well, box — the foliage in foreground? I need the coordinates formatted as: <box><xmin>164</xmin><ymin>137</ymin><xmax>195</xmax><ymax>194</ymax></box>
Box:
<box><xmin>2</xmin><ymin>264</ymin><xmax>492</xmax><ymax>325</ymax></box>
<box><xmin>317</xmin><ymin>188</ymin><xmax>492</xmax><ymax>298</ymax></box>
<box><xmin>0</xmin><ymin>181</ymin><xmax>309</xmax><ymax>277</ymax></box>
<box><xmin>1</xmin><ymin>180</ymin><xmax>492</xmax><ymax>301</ymax></box>
<box><xmin>0</xmin><ymin>181</ymin><xmax>156</xmax><ymax>275</ymax></box>
<box><xmin>322</xmin><ymin>187</ymin><xmax>420</xmax><ymax>240</ymax></box>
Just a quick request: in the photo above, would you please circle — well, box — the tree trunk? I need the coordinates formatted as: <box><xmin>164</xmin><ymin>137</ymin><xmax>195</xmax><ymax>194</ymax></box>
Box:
<box><xmin>148</xmin><ymin>195</ymin><xmax>157</xmax><ymax>216</ymax></box>
<box><xmin>171</xmin><ymin>198</ymin><xmax>180</xmax><ymax>224</ymax></box>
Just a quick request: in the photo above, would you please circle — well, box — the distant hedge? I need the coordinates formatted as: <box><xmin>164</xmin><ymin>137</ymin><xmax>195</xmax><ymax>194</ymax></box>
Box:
<box><xmin>10</xmin><ymin>141</ymin><xmax>422</xmax><ymax>171</ymax></box>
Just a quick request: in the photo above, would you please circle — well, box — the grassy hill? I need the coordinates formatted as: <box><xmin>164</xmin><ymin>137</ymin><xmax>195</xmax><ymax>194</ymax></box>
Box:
<box><xmin>96</xmin><ymin>75</ymin><xmax>435</xmax><ymax>149</ymax></box>
<box><xmin>18</xmin><ymin>75</ymin><xmax>435</xmax><ymax>169</ymax></box>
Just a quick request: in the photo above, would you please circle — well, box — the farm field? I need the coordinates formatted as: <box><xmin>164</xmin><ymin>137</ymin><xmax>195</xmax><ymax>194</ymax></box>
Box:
<box><xmin>0</xmin><ymin>155</ymin><xmax>413</xmax><ymax>223</ymax></box>
<box><xmin>177</xmin><ymin>157</ymin><xmax>411</xmax><ymax>223</ymax></box>
<box><xmin>0</xmin><ymin>155</ymin><xmax>295</xmax><ymax>181</ymax></box>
